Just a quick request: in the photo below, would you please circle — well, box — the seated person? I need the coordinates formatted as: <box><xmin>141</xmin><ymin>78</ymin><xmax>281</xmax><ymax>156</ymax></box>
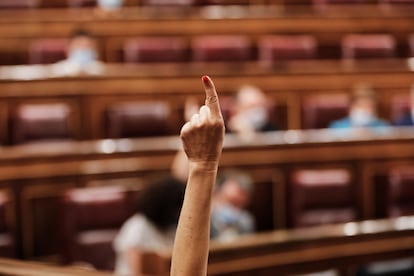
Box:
<box><xmin>97</xmin><ymin>0</ymin><xmax>124</xmax><ymax>11</ymax></box>
<box><xmin>113</xmin><ymin>176</ymin><xmax>185</xmax><ymax>276</ymax></box>
<box><xmin>210</xmin><ymin>169</ymin><xmax>255</xmax><ymax>241</ymax></box>
<box><xmin>394</xmin><ymin>86</ymin><xmax>414</xmax><ymax>126</ymax></box>
<box><xmin>228</xmin><ymin>85</ymin><xmax>277</xmax><ymax>135</ymax></box>
<box><xmin>329</xmin><ymin>84</ymin><xmax>390</xmax><ymax>129</ymax></box>
<box><xmin>171</xmin><ymin>151</ymin><xmax>255</xmax><ymax>242</ymax></box>
<box><xmin>51</xmin><ymin>29</ymin><xmax>104</xmax><ymax>76</ymax></box>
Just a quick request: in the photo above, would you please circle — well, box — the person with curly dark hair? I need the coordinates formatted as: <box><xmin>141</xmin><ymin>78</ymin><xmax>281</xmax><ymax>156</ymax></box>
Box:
<box><xmin>113</xmin><ymin>176</ymin><xmax>185</xmax><ymax>276</ymax></box>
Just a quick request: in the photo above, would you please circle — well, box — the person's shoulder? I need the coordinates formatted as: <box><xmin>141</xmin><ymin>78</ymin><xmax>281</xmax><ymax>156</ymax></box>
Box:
<box><xmin>394</xmin><ymin>114</ymin><xmax>414</xmax><ymax>126</ymax></box>
<box><xmin>373</xmin><ymin>118</ymin><xmax>391</xmax><ymax>127</ymax></box>
<box><xmin>329</xmin><ymin>117</ymin><xmax>351</xmax><ymax>129</ymax></box>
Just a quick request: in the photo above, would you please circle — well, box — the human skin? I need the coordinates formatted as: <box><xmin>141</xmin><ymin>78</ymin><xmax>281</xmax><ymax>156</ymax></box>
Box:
<box><xmin>170</xmin><ymin>76</ymin><xmax>225</xmax><ymax>276</ymax></box>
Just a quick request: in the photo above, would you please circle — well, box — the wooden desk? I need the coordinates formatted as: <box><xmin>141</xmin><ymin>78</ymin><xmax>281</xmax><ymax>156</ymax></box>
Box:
<box><xmin>207</xmin><ymin>216</ymin><xmax>414</xmax><ymax>275</ymax></box>
<box><xmin>1</xmin><ymin>217</ymin><xmax>414</xmax><ymax>276</ymax></box>
<box><xmin>0</xmin><ymin>128</ymin><xmax>413</xmax><ymax>259</ymax></box>
<box><xmin>0</xmin><ymin>5</ymin><xmax>414</xmax><ymax>64</ymax></box>
<box><xmin>0</xmin><ymin>258</ymin><xmax>115</xmax><ymax>276</ymax></box>
<box><xmin>0</xmin><ymin>59</ymin><xmax>413</xmax><ymax>144</ymax></box>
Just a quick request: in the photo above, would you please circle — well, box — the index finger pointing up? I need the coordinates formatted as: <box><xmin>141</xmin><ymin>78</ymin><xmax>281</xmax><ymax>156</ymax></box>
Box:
<box><xmin>202</xmin><ymin>75</ymin><xmax>222</xmax><ymax>119</ymax></box>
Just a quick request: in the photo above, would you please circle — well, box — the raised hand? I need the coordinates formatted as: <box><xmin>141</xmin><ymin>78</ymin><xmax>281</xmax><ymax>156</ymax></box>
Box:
<box><xmin>180</xmin><ymin>76</ymin><xmax>225</xmax><ymax>164</ymax></box>
<box><xmin>171</xmin><ymin>76</ymin><xmax>225</xmax><ymax>276</ymax></box>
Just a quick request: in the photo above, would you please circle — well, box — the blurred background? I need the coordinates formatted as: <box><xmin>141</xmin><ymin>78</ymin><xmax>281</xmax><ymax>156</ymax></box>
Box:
<box><xmin>0</xmin><ymin>0</ymin><xmax>414</xmax><ymax>275</ymax></box>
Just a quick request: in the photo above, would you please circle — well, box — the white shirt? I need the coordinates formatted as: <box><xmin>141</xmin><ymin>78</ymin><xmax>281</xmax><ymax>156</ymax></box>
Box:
<box><xmin>113</xmin><ymin>214</ymin><xmax>175</xmax><ymax>276</ymax></box>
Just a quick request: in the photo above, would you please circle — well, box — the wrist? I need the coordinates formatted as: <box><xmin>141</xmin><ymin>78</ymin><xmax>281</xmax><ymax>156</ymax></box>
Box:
<box><xmin>189</xmin><ymin>160</ymin><xmax>219</xmax><ymax>174</ymax></box>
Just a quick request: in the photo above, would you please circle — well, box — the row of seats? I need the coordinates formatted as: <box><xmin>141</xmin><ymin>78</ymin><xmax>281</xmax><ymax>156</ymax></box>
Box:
<box><xmin>289</xmin><ymin>167</ymin><xmax>414</xmax><ymax>227</ymax></box>
<box><xmin>0</xmin><ymin>192</ymin><xmax>14</xmax><ymax>259</ymax></box>
<box><xmin>29</xmin><ymin>34</ymin><xmax>414</xmax><ymax>65</ymax></box>
<box><xmin>1</xmin><ymin>0</ymin><xmax>413</xmax><ymax>9</ymax></box>
<box><xmin>9</xmin><ymin>102</ymin><xmax>172</xmax><ymax>144</ymax></box>
<box><xmin>43</xmin><ymin>167</ymin><xmax>414</xmax><ymax>269</ymax></box>
<box><xmin>5</xmin><ymin>92</ymin><xmax>411</xmax><ymax>144</ymax></box>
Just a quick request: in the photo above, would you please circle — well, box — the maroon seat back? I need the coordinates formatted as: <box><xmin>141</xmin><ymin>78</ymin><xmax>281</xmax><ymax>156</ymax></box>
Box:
<box><xmin>0</xmin><ymin>192</ymin><xmax>15</xmax><ymax>258</ymax></box>
<box><xmin>289</xmin><ymin>169</ymin><xmax>355</xmax><ymax>228</ymax></box>
<box><xmin>409</xmin><ymin>34</ymin><xmax>414</xmax><ymax>57</ymax></box>
<box><xmin>123</xmin><ymin>37</ymin><xmax>188</xmax><ymax>63</ymax></box>
<box><xmin>390</xmin><ymin>94</ymin><xmax>411</xmax><ymax>123</ymax></box>
<box><xmin>388</xmin><ymin>168</ymin><xmax>414</xmax><ymax>217</ymax></box>
<box><xmin>342</xmin><ymin>34</ymin><xmax>396</xmax><ymax>59</ymax></box>
<box><xmin>106</xmin><ymin>102</ymin><xmax>171</xmax><ymax>138</ymax></box>
<box><xmin>11</xmin><ymin>103</ymin><xmax>72</xmax><ymax>145</ymax></box>
<box><xmin>0</xmin><ymin>0</ymin><xmax>39</xmax><ymax>8</ymax></box>
<box><xmin>302</xmin><ymin>94</ymin><xmax>349</xmax><ymax>129</ymax></box>
<box><xmin>141</xmin><ymin>0</ymin><xmax>195</xmax><ymax>5</ymax></box>
<box><xmin>62</xmin><ymin>186</ymin><xmax>132</xmax><ymax>270</ymax></box>
<box><xmin>192</xmin><ymin>35</ymin><xmax>252</xmax><ymax>62</ymax></box>
<box><xmin>68</xmin><ymin>0</ymin><xmax>96</xmax><ymax>7</ymax></box>
<box><xmin>29</xmin><ymin>38</ymin><xmax>68</xmax><ymax>64</ymax></box>
<box><xmin>313</xmin><ymin>0</ymin><xmax>363</xmax><ymax>9</ymax></box>
<box><xmin>258</xmin><ymin>35</ymin><xmax>317</xmax><ymax>66</ymax></box>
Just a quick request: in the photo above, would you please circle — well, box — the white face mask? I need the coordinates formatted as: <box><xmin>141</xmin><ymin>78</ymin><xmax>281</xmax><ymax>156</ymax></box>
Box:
<box><xmin>98</xmin><ymin>0</ymin><xmax>124</xmax><ymax>9</ymax></box>
<box><xmin>68</xmin><ymin>49</ymin><xmax>97</xmax><ymax>67</ymax></box>
<box><xmin>242</xmin><ymin>107</ymin><xmax>269</xmax><ymax>130</ymax></box>
<box><xmin>350</xmin><ymin>108</ymin><xmax>374</xmax><ymax>126</ymax></box>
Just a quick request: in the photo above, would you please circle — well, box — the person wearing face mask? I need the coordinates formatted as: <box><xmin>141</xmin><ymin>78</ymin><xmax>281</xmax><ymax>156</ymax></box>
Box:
<box><xmin>210</xmin><ymin>169</ymin><xmax>255</xmax><ymax>242</ymax></box>
<box><xmin>394</xmin><ymin>85</ymin><xmax>414</xmax><ymax>126</ymax></box>
<box><xmin>329</xmin><ymin>84</ymin><xmax>390</xmax><ymax>129</ymax></box>
<box><xmin>228</xmin><ymin>85</ymin><xmax>278</xmax><ymax>136</ymax></box>
<box><xmin>97</xmin><ymin>0</ymin><xmax>124</xmax><ymax>11</ymax></box>
<box><xmin>51</xmin><ymin>29</ymin><xmax>104</xmax><ymax>76</ymax></box>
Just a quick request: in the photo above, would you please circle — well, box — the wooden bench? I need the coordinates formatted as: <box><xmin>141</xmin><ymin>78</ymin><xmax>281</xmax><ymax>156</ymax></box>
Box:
<box><xmin>0</xmin><ymin>5</ymin><xmax>413</xmax><ymax>64</ymax></box>
<box><xmin>0</xmin><ymin>128</ymin><xmax>413</xmax><ymax>259</ymax></box>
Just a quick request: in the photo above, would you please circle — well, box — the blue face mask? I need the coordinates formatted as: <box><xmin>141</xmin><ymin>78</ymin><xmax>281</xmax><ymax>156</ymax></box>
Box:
<box><xmin>68</xmin><ymin>49</ymin><xmax>97</xmax><ymax>67</ymax></box>
<box><xmin>98</xmin><ymin>0</ymin><xmax>124</xmax><ymax>9</ymax></box>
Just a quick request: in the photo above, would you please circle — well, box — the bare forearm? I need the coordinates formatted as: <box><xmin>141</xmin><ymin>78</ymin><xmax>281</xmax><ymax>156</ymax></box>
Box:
<box><xmin>170</xmin><ymin>161</ymin><xmax>218</xmax><ymax>276</ymax></box>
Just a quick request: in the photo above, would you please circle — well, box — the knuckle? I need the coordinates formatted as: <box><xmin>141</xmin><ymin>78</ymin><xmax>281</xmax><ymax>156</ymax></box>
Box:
<box><xmin>206</xmin><ymin>96</ymin><xmax>218</xmax><ymax>104</ymax></box>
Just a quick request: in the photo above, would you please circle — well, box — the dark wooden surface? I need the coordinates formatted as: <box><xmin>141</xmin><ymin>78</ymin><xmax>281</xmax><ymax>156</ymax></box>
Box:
<box><xmin>0</xmin><ymin>128</ymin><xmax>413</xmax><ymax>259</ymax></box>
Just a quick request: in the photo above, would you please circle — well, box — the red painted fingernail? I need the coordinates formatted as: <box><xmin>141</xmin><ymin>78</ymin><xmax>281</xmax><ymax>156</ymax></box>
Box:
<box><xmin>202</xmin><ymin>75</ymin><xmax>210</xmax><ymax>85</ymax></box>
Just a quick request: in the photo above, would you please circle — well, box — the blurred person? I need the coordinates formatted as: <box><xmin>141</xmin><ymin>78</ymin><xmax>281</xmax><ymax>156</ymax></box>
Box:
<box><xmin>113</xmin><ymin>176</ymin><xmax>185</xmax><ymax>276</ymax></box>
<box><xmin>394</xmin><ymin>85</ymin><xmax>414</xmax><ymax>126</ymax></box>
<box><xmin>171</xmin><ymin>75</ymin><xmax>225</xmax><ymax>276</ymax></box>
<box><xmin>210</xmin><ymin>169</ymin><xmax>255</xmax><ymax>241</ymax></box>
<box><xmin>51</xmin><ymin>29</ymin><xmax>103</xmax><ymax>76</ymax></box>
<box><xmin>170</xmin><ymin>152</ymin><xmax>255</xmax><ymax>241</ymax></box>
<box><xmin>97</xmin><ymin>0</ymin><xmax>124</xmax><ymax>11</ymax></box>
<box><xmin>228</xmin><ymin>85</ymin><xmax>277</xmax><ymax>136</ymax></box>
<box><xmin>329</xmin><ymin>84</ymin><xmax>390</xmax><ymax>129</ymax></box>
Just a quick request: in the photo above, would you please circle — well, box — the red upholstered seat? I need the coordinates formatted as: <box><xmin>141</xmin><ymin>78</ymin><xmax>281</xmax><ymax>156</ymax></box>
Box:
<box><xmin>390</xmin><ymin>94</ymin><xmax>411</xmax><ymax>124</ymax></box>
<box><xmin>12</xmin><ymin>103</ymin><xmax>72</xmax><ymax>145</ymax></box>
<box><xmin>258</xmin><ymin>35</ymin><xmax>317</xmax><ymax>66</ymax></box>
<box><xmin>29</xmin><ymin>38</ymin><xmax>68</xmax><ymax>64</ymax></box>
<box><xmin>381</xmin><ymin>0</ymin><xmax>414</xmax><ymax>4</ymax></box>
<box><xmin>0</xmin><ymin>192</ymin><xmax>15</xmax><ymax>258</ymax></box>
<box><xmin>0</xmin><ymin>0</ymin><xmax>39</xmax><ymax>8</ymax></box>
<box><xmin>409</xmin><ymin>34</ymin><xmax>414</xmax><ymax>57</ymax></box>
<box><xmin>123</xmin><ymin>37</ymin><xmax>188</xmax><ymax>63</ymax></box>
<box><xmin>289</xmin><ymin>169</ymin><xmax>356</xmax><ymax>228</ymax></box>
<box><xmin>313</xmin><ymin>0</ymin><xmax>363</xmax><ymax>9</ymax></box>
<box><xmin>61</xmin><ymin>186</ymin><xmax>132</xmax><ymax>270</ymax></box>
<box><xmin>141</xmin><ymin>0</ymin><xmax>195</xmax><ymax>5</ymax></box>
<box><xmin>302</xmin><ymin>94</ymin><xmax>349</xmax><ymax>129</ymax></box>
<box><xmin>68</xmin><ymin>0</ymin><xmax>96</xmax><ymax>7</ymax></box>
<box><xmin>106</xmin><ymin>102</ymin><xmax>171</xmax><ymax>138</ymax></box>
<box><xmin>192</xmin><ymin>35</ymin><xmax>252</xmax><ymax>62</ymax></box>
<box><xmin>342</xmin><ymin>34</ymin><xmax>396</xmax><ymax>59</ymax></box>
<box><xmin>388</xmin><ymin>168</ymin><xmax>414</xmax><ymax>217</ymax></box>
